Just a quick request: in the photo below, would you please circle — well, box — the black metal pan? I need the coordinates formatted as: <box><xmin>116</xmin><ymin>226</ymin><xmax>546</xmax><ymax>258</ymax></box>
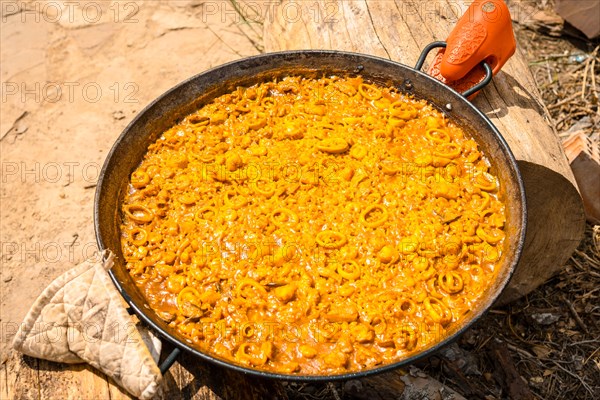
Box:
<box><xmin>94</xmin><ymin>49</ymin><xmax>527</xmax><ymax>380</ymax></box>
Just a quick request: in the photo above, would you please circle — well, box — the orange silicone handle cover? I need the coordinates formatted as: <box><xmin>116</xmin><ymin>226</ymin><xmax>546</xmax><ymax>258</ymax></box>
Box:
<box><xmin>426</xmin><ymin>1</ymin><xmax>516</xmax><ymax>99</ymax></box>
<box><xmin>441</xmin><ymin>0</ymin><xmax>516</xmax><ymax>81</ymax></box>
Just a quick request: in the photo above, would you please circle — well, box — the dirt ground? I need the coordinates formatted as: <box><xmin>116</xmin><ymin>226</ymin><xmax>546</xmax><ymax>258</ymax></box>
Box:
<box><xmin>0</xmin><ymin>0</ymin><xmax>261</xmax><ymax>363</ymax></box>
<box><xmin>1</xmin><ymin>1</ymin><xmax>599</xmax><ymax>399</ymax></box>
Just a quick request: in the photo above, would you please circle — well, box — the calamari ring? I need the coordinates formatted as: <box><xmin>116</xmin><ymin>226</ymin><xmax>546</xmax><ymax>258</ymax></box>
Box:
<box><xmin>131</xmin><ymin>170</ymin><xmax>150</xmax><ymax>189</ymax></box>
<box><xmin>224</xmin><ymin>189</ymin><xmax>247</xmax><ymax>209</ymax></box>
<box><xmin>423</xmin><ymin>297</ymin><xmax>452</xmax><ymax>326</ymax></box>
<box><xmin>439</xmin><ymin>271</ymin><xmax>464</xmax><ymax>294</ymax></box>
<box><xmin>425</xmin><ymin>128</ymin><xmax>451</xmax><ymax>143</ymax></box>
<box><xmin>412</xmin><ymin>256</ymin><xmax>430</xmax><ymax>272</ymax></box>
<box><xmin>473</xmin><ymin>191</ymin><xmax>491</xmax><ymax>211</ymax></box>
<box><xmin>124</xmin><ymin>204</ymin><xmax>154</xmax><ymax>224</ymax></box>
<box><xmin>247</xmin><ymin>112</ymin><xmax>267</xmax><ymax>130</ymax></box>
<box><xmin>360</xmin><ymin>204</ymin><xmax>388</xmax><ymax>228</ymax></box>
<box><xmin>369</xmin><ymin>314</ymin><xmax>387</xmax><ymax>335</ymax></box>
<box><xmin>129</xmin><ymin>228</ymin><xmax>148</xmax><ymax>246</ymax></box>
<box><xmin>315</xmin><ymin>230</ymin><xmax>347</xmax><ymax>249</ymax></box>
<box><xmin>237</xmin><ymin>278</ymin><xmax>267</xmax><ymax>298</ymax></box>
<box><xmin>197</xmin><ymin>206</ymin><xmax>218</xmax><ymax>220</ymax></box>
<box><xmin>390</xmin><ymin>101</ymin><xmax>418</xmax><ymax>120</ymax></box>
<box><xmin>337</xmin><ymin>260</ymin><xmax>361</xmax><ymax>281</ymax></box>
<box><xmin>392</xmin><ymin>297</ymin><xmax>417</xmax><ymax>316</ymax></box>
<box><xmin>474</xmin><ymin>172</ymin><xmax>497</xmax><ymax>191</ymax></box>
<box><xmin>317</xmin><ymin>137</ymin><xmax>349</xmax><ymax>154</ymax></box>
<box><xmin>252</xmin><ymin>180</ymin><xmax>276</xmax><ymax>197</ymax></box>
<box><xmin>476</xmin><ymin>226</ymin><xmax>505</xmax><ymax>244</ymax></box>
<box><xmin>176</xmin><ymin>287</ymin><xmax>204</xmax><ymax>318</ymax></box>
<box><xmin>270</xmin><ymin>208</ymin><xmax>299</xmax><ymax>227</ymax></box>
<box><xmin>426</xmin><ymin>278</ymin><xmax>445</xmax><ymax>299</ymax></box>
<box><xmin>358</xmin><ymin>83</ymin><xmax>382</xmax><ymax>100</ymax></box>
<box><xmin>177</xmin><ymin>286</ymin><xmax>200</xmax><ymax>307</ymax></box>
<box><xmin>433</xmin><ymin>143</ymin><xmax>462</xmax><ymax>159</ymax></box>
<box><xmin>393</xmin><ymin>324</ymin><xmax>418</xmax><ymax>350</ymax></box>
<box><xmin>235</xmin><ymin>343</ymin><xmax>269</xmax><ymax>366</ymax></box>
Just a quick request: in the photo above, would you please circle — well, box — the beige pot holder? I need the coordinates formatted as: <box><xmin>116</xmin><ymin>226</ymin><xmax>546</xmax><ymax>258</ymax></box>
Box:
<box><xmin>12</xmin><ymin>252</ymin><xmax>162</xmax><ymax>399</ymax></box>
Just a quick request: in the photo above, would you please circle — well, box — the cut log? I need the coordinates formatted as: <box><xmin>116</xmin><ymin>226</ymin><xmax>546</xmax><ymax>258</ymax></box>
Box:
<box><xmin>1</xmin><ymin>349</ymin><xmax>288</xmax><ymax>400</ymax></box>
<box><xmin>263</xmin><ymin>0</ymin><xmax>586</xmax><ymax>304</ymax></box>
<box><xmin>2</xmin><ymin>348</ymin><xmax>470</xmax><ymax>399</ymax></box>
<box><xmin>156</xmin><ymin>344</ymin><xmax>288</xmax><ymax>400</ymax></box>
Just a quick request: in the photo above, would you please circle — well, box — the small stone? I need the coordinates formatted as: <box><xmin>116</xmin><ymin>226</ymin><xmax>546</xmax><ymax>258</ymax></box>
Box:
<box><xmin>59</xmin><ymin>193</ymin><xmax>66</xmax><ymax>199</ymax></box>
<box><xmin>439</xmin><ymin>343</ymin><xmax>461</xmax><ymax>361</ymax></box>
<box><xmin>14</xmin><ymin>125</ymin><xmax>28</xmax><ymax>135</ymax></box>
<box><xmin>463</xmin><ymin>353</ymin><xmax>482</xmax><ymax>376</ymax></box>
<box><xmin>531</xmin><ymin>344</ymin><xmax>553</xmax><ymax>358</ymax></box>
<box><xmin>585</xmin><ymin>303</ymin><xmax>594</xmax><ymax>313</ymax></box>
<box><xmin>531</xmin><ymin>312</ymin><xmax>560</xmax><ymax>325</ymax></box>
<box><xmin>112</xmin><ymin>110</ymin><xmax>126</xmax><ymax>120</ymax></box>
<box><xmin>3</xmin><ymin>275</ymin><xmax>13</xmax><ymax>282</ymax></box>
<box><xmin>573</xmin><ymin>355</ymin><xmax>584</xmax><ymax>371</ymax></box>
<box><xmin>530</xmin><ymin>376</ymin><xmax>544</xmax><ymax>385</ymax></box>
<box><xmin>461</xmin><ymin>329</ymin><xmax>478</xmax><ymax>347</ymax></box>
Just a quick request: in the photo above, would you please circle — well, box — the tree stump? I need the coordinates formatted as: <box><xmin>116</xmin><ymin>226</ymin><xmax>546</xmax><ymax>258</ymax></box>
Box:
<box><xmin>1</xmin><ymin>349</ymin><xmax>289</xmax><ymax>400</ymax></box>
<box><xmin>263</xmin><ymin>0</ymin><xmax>586</xmax><ymax>303</ymax></box>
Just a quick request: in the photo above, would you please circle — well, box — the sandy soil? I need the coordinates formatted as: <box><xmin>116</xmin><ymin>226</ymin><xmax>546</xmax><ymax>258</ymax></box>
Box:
<box><xmin>0</xmin><ymin>0</ymin><xmax>260</xmax><ymax>362</ymax></box>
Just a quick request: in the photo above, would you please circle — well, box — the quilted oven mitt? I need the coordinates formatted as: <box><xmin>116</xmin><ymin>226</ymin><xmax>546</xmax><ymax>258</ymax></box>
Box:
<box><xmin>12</xmin><ymin>251</ymin><xmax>162</xmax><ymax>399</ymax></box>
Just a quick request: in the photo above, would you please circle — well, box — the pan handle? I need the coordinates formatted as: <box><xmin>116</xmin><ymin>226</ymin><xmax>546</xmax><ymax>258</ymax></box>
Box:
<box><xmin>159</xmin><ymin>347</ymin><xmax>182</xmax><ymax>375</ymax></box>
<box><xmin>415</xmin><ymin>1</ymin><xmax>515</xmax><ymax>99</ymax></box>
<box><xmin>415</xmin><ymin>41</ymin><xmax>493</xmax><ymax>99</ymax></box>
